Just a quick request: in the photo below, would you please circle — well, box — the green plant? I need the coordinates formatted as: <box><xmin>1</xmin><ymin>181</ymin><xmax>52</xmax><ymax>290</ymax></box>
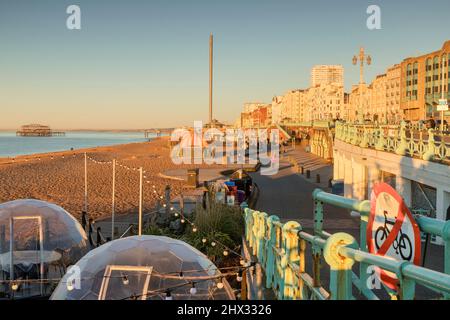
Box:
<box><xmin>182</xmin><ymin>200</ymin><xmax>244</xmax><ymax>264</ymax></box>
<box><xmin>144</xmin><ymin>224</ymin><xmax>174</xmax><ymax>237</ymax></box>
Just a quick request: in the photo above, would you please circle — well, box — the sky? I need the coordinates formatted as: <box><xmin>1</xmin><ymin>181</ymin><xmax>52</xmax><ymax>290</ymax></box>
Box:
<box><xmin>0</xmin><ymin>0</ymin><xmax>449</xmax><ymax>129</ymax></box>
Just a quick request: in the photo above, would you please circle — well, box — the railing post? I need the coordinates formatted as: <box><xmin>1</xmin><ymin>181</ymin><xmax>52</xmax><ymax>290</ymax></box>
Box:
<box><xmin>443</xmin><ymin>221</ymin><xmax>450</xmax><ymax>299</ymax></box>
<box><xmin>375</xmin><ymin>126</ymin><xmax>385</xmax><ymax>151</ymax></box>
<box><xmin>298</xmin><ymin>237</ymin><xmax>306</xmax><ymax>300</ymax></box>
<box><xmin>422</xmin><ymin>129</ymin><xmax>435</xmax><ymax>161</ymax></box>
<box><xmin>396</xmin><ymin>262</ymin><xmax>416</xmax><ymax>300</ymax></box>
<box><xmin>256</xmin><ymin>211</ymin><xmax>268</xmax><ymax>264</ymax></box>
<box><xmin>313</xmin><ymin>196</ymin><xmax>324</xmax><ymax>236</ymax></box>
<box><xmin>395</xmin><ymin>121</ymin><xmax>408</xmax><ymax>155</ymax></box>
<box><xmin>358</xmin><ymin>200</ymin><xmax>371</xmax><ymax>296</ymax></box>
<box><xmin>251</xmin><ymin>211</ymin><xmax>260</xmax><ymax>255</ymax></box>
<box><xmin>359</xmin><ymin>126</ymin><xmax>368</xmax><ymax>148</ymax></box>
<box><xmin>265</xmin><ymin>215</ymin><xmax>280</xmax><ymax>290</ymax></box>
<box><xmin>324</xmin><ymin>232</ymin><xmax>358</xmax><ymax>300</ymax></box>
<box><xmin>281</xmin><ymin>221</ymin><xmax>301</xmax><ymax>300</ymax></box>
<box><xmin>243</xmin><ymin>207</ymin><xmax>252</xmax><ymax>244</ymax></box>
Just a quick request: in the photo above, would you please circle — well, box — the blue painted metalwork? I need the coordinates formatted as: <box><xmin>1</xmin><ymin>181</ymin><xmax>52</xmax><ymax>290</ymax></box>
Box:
<box><xmin>244</xmin><ymin>189</ymin><xmax>450</xmax><ymax>300</ymax></box>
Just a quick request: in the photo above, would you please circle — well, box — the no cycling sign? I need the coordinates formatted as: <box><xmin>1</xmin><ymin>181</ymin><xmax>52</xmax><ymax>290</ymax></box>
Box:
<box><xmin>367</xmin><ymin>183</ymin><xmax>421</xmax><ymax>290</ymax></box>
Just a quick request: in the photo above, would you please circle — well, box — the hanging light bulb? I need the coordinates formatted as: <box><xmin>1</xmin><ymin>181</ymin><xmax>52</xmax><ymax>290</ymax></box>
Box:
<box><xmin>211</xmin><ymin>242</ymin><xmax>216</xmax><ymax>247</ymax></box>
<box><xmin>11</xmin><ymin>282</ymin><xmax>19</xmax><ymax>291</ymax></box>
<box><xmin>192</xmin><ymin>226</ymin><xmax>198</xmax><ymax>233</ymax></box>
<box><xmin>223</xmin><ymin>250</ymin><xmax>229</xmax><ymax>256</ymax></box>
<box><xmin>170</xmin><ymin>207</ymin><xmax>174</xmax><ymax>211</ymax></box>
<box><xmin>122</xmin><ymin>274</ymin><xmax>129</xmax><ymax>285</ymax></box>
<box><xmin>189</xmin><ymin>283</ymin><xmax>197</xmax><ymax>295</ymax></box>
<box><xmin>174</xmin><ymin>212</ymin><xmax>179</xmax><ymax>217</ymax></box>
<box><xmin>216</xmin><ymin>279</ymin><xmax>224</xmax><ymax>289</ymax></box>
<box><xmin>202</xmin><ymin>238</ymin><xmax>207</xmax><ymax>244</ymax></box>
<box><xmin>163</xmin><ymin>204</ymin><xmax>167</xmax><ymax>208</ymax></box>
<box><xmin>181</xmin><ymin>218</ymin><xmax>185</xmax><ymax>224</ymax></box>
<box><xmin>66</xmin><ymin>280</ymin><xmax>74</xmax><ymax>291</ymax></box>
<box><xmin>236</xmin><ymin>270</ymin><xmax>243</xmax><ymax>282</ymax></box>
<box><xmin>165</xmin><ymin>290</ymin><xmax>173</xmax><ymax>300</ymax></box>
<box><xmin>160</xmin><ymin>196</ymin><xmax>163</xmax><ymax>199</ymax></box>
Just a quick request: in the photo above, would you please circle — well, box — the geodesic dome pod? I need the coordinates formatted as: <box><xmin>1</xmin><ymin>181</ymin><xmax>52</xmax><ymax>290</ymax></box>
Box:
<box><xmin>50</xmin><ymin>235</ymin><xmax>235</xmax><ymax>300</ymax></box>
<box><xmin>0</xmin><ymin>199</ymin><xmax>88</xmax><ymax>298</ymax></box>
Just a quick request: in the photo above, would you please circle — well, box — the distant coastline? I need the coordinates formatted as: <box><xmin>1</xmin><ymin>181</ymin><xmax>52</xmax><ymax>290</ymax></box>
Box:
<box><xmin>0</xmin><ymin>131</ymin><xmax>156</xmax><ymax>158</ymax></box>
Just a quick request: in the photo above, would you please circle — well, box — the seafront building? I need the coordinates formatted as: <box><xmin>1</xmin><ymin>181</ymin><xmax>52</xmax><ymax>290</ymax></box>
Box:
<box><xmin>305</xmin><ymin>83</ymin><xmax>347</xmax><ymax>121</ymax></box>
<box><xmin>401</xmin><ymin>40</ymin><xmax>450</xmax><ymax>121</ymax></box>
<box><xmin>311</xmin><ymin>65</ymin><xmax>344</xmax><ymax>87</ymax></box>
<box><xmin>240</xmin><ymin>41</ymin><xmax>449</xmax><ymax>127</ymax></box>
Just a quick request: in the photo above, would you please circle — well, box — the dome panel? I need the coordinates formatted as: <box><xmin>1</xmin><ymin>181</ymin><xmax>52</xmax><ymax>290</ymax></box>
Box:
<box><xmin>50</xmin><ymin>235</ymin><xmax>235</xmax><ymax>300</ymax></box>
<box><xmin>0</xmin><ymin>199</ymin><xmax>89</xmax><ymax>299</ymax></box>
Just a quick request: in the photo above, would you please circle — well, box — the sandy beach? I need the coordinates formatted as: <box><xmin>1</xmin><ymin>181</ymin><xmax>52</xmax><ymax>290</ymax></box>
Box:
<box><xmin>0</xmin><ymin>137</ymin><xmax>228</xmax><ymax>220</ymax></box>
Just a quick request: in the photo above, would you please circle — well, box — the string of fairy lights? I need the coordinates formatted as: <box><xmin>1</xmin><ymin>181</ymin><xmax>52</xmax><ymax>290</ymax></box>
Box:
<box><xmin>3</xmin><ymin>152</ymin><xmax>255</xmax><ymax>299</ymax></box>
<box><xmin>86</xmin><ymin>153</ymin><xmax>246</xmax><ymax>262</ymax></box>
<box><xmin>1</xmin><ymin>263</ymin><xmax>256</xmax><ymax>300</ymax></box>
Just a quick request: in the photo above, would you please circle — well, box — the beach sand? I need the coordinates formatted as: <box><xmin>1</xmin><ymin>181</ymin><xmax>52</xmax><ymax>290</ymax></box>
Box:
<box><xmin>0</xmin><ymin>137</ymin><xmax>228</xmax><ymax>220</ymax></box>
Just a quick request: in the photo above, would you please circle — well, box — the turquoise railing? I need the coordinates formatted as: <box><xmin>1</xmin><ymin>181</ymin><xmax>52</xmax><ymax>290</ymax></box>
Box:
<box><xmin>335</xmin><ymin>122</ymin><xmax>450</xmax><ymax>162</ymax></box>
<box><xmin>243</xmin><ymin>189</ymin><xmax>450</xmax><ymax>300</ymax></box>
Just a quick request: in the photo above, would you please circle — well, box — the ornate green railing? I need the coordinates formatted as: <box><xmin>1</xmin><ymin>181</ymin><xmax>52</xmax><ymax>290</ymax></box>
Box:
<box><xmin>243</xmin><ymin>189</ymin><xmax>450</xmax><ymax>300</ymax></box>
<box><xmin>335</xmin><ymin>122</ymin><xmax>450</xmax><ymax>162</ymax></box>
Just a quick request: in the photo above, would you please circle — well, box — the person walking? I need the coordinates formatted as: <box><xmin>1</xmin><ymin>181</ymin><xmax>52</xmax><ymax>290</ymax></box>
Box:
<box><xmin>429</xmin><ymin>117</ymin><xmax>436</xmax><ymax>129</ymax></box>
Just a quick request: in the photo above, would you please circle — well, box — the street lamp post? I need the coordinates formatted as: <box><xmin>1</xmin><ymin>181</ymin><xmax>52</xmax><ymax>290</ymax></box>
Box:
<box><xmin>440</xmin><ymin>54</ymin><xmax>448</xmax><ymax>132</ymax></box>
<box><xmin>352</xmin><ymin>47</ymin><xmax>372</xmax><ymax>123</ymax></box>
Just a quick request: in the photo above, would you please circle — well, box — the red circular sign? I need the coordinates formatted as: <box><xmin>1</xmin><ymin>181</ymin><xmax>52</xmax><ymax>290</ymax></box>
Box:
<box><xmin>367</xmin><ymin>183</ymin><xmax>421</xmax><ymax>291</ymax></box>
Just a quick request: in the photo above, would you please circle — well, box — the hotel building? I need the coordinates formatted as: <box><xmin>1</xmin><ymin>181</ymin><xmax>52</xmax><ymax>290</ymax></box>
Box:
<box><xmin>401</xmin><ymin>40</ymin><xmax>450</xmax><ymax>121</ymax></box>
<box><xmin>311</xmin><ymin>65</ymin><xmax>344</xmax><ymax>87</ymax></box>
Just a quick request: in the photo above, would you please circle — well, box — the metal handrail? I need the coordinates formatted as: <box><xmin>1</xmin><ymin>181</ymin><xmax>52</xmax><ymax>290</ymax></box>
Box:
<box><xmin>243</xmin><ymin>189</ymin><xmax>450</xmax><ymax>300</ymax></box>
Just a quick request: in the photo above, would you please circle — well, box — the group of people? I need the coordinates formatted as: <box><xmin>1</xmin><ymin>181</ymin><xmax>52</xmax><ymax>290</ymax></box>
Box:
<box><xmin>426</xmin><ymin>117</ymin><xmax>448</xmax><ymax>131</ymax></box>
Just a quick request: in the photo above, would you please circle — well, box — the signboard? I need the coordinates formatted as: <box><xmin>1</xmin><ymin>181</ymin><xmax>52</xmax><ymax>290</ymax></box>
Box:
<box><xmin>215</xmin><ymin>191</ymin><xmax>225</xmax><ymax>204</ymax></box>
<box><xmin>437</xmin><ymin>99</ymin><xmax>448</xmax><ymax>111</ymax></box>
<box><xmin>226</xmin><ymin>195</ymin><xmax>235</xmax><ymax>206</ymax></box>
<box><xmin>367</xmin><ymin>183</ymin><xmax>421</xmax><ymax>291</ymax></box>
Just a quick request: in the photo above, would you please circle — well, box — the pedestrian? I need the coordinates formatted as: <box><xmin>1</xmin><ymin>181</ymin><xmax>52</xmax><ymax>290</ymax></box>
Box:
<box><xmin>429</xmin><ymin>118</ymin><xmax>436</xmax><ymax>129</ymax></box>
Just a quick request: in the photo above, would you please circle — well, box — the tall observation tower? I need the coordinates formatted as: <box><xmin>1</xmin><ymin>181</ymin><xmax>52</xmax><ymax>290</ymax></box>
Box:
<box><xmin>209</xmin><ymin>33</ymin><xmax>214</xmax><ymax>127</ymax></box>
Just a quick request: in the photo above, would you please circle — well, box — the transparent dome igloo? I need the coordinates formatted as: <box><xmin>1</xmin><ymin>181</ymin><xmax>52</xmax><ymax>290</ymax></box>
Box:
<box><xmin>0</xmin><ymin>199</ymin><xmax>88</xmax><ymax>298</ymax></box>
<box><xmin>51</xmin><ymin>236</ymin><xmax>235</xmax><ymax>300</ymax></box>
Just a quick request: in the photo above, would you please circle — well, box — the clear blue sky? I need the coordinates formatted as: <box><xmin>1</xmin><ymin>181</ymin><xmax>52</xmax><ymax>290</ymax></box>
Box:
<box><xmin>1</xmin><ymin>0</ymin><xmax>449</xmax><ymax>129</ymax></box>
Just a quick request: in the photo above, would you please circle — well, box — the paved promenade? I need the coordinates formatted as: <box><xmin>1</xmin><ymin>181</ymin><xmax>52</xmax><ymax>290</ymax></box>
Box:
<box><xmin>250</xmin><ymin>144</ymin><xmax>360</xmax><ymax>233</ymax></box>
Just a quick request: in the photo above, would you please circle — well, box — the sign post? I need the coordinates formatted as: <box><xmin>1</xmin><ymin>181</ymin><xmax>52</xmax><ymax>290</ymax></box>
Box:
<box><xmin>367</xmin><ymin>183</ymin><xmax>421</xmax><ymax>292</ymax></box>
<box><xmin>438</xmin><ymin>99</ymin><xmax>448</xmax><ymax>132</ymax></box>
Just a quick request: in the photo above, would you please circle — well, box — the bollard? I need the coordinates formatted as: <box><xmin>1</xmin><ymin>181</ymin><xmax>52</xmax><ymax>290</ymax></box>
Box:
<box><xmin>96</xmin><ymin>227</ymin><xmax>102</xmax><ymax>247</ymax></box>
<box><xmin>306</xmin><ymin>170</ymin><xmax>311</xmax><ymax>179</ymax></box>
<box><xmin>81</xmin><ymin>211</ymin><xmax>87</xmax><ymax>231</ymax></box>
<box><xmin>316</xmin><ymin>174</ymin><xmax>320</xmax><ymax>183</ymax></box>
<box><xmin>88</xmin><ymin>218</ymin><xmax>94</xmax><ymax>247</ymax></box>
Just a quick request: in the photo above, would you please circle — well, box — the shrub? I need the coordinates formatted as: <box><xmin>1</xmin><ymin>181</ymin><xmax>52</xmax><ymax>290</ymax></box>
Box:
<box><xmin>182</xmin><ymin>201</ymin><xmax>244</xmax><ymax>264</ymax></box>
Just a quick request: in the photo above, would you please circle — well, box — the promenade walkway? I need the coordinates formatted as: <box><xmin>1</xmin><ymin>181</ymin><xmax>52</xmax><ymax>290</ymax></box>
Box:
<box><xmin>250</xmin><ymin>144</ymin><xmax>359</xmax><ymax>233</ymax></box>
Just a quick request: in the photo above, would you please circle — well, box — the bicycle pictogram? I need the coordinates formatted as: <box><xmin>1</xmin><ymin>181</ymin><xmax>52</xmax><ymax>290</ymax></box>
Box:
<box><xmin>374</xmin><ymin>210</ymin><xmax>412</xmax><ymax>261</ymax></box>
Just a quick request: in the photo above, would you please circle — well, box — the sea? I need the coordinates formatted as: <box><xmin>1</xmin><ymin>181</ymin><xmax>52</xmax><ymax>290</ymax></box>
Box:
<box><xmin>0</xmin><ymin>131</ymin><xmax>152</xmax><ymax>158</ymax></box>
